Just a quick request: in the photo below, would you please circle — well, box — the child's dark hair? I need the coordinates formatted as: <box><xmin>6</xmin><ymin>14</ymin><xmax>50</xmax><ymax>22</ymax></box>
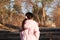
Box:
<box><xmin>25</xmin><ymin>12</ymin><xmax>34</xmax><ymax>19</ymax></box>
<box><xmin>22</xmin><ymin>12</ymin><xmax>35</xmax><ymax>31</ymax></box>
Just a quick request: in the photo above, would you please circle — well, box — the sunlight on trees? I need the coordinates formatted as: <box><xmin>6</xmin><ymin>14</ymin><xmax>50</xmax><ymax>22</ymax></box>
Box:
<box><xmin>0</xmin><ymin>0</ymin><xmax>60</xmax><ymax>28</ymax></box>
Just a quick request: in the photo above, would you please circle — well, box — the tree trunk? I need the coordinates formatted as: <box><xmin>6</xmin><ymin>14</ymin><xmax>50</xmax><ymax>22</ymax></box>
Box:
<box><xmin>41</xmin><ymin>2</ymin><xmax>46</xmax><ymax>27</ymax></box>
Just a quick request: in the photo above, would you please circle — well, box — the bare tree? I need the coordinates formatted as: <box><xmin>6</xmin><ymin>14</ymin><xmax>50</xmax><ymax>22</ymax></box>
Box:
<box><xmin>52</xmin><ymin>6</ymin><xmax>60</xmax><ymax>27</ymax></box>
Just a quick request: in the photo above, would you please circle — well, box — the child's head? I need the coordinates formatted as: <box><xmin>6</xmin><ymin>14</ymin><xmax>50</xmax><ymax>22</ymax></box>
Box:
<box><xmin>25</xmin><ymin>12</ymin><xmax>34</xmax><ymax>19</ymax></box>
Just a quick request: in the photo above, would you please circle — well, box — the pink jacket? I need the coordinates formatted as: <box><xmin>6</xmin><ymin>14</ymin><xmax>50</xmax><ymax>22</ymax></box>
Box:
<box><xmin>20</xmin><ymin>20</ymin><xmax>40</xmax><ymax>40</ymax></box>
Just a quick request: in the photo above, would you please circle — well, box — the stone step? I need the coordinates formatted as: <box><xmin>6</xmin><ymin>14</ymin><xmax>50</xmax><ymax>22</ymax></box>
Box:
<box><xmin>0</xmin><ymin>28</ymin><xmax>60</xmax><ymax>40</ymax></box>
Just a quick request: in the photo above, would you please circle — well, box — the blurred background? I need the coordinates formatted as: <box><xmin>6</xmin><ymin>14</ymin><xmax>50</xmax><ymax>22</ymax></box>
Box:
<box><xmin>0</xmin><ymin>0</ymin><xmax>60</xmax><ymax>40</ymax></box>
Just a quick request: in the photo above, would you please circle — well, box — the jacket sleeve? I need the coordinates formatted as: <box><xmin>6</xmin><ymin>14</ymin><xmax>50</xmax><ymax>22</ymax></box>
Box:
<box><xmin>34</xmin><ymin>23</ymin><xmax>40</xmax><ymax>40</ymax></box>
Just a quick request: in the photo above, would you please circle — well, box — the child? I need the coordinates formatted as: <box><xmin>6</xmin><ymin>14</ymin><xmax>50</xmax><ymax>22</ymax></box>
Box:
<box><xmin>20</xmin><ymin>12</ymin><xmax>40</xmax><ymax>40</ymax></box>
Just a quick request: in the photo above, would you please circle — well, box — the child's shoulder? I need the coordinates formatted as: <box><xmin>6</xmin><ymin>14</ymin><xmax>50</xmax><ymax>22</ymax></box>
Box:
<box><xmin>26</xmin><ymin>20</ymin><xmax>38</xmax><ymax>25</ymax></box>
